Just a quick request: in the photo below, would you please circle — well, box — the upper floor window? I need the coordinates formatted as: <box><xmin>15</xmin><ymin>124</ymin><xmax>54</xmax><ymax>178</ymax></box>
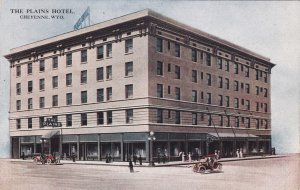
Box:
<box><xmin>66</xmin><ymin>53</ymin><xmax>72</xmax><ymax>66</ymax></box>
<box><xmin>66</xmin><ymin>114</ymin><xmax>72</xmax><ymax>127</ymax></box>
<box><xmin>125</xmin><ymin>84</ymin><xmax>133</xmax><ymax>99</ymax></box>
<box><xmin>97</xmin><ymin>112</ymin><xmax>104</xmax><ymax>125</ymax></box>
<box><xmin>97</xmin><ymin>46</ymin><xmax>104</xmax><ymax>59</ymax></box>
<box><xmin>27</xmin><ymin>63</ymin><xmax>32</xmax><ymax>75</ymax></box>
<box><xmin>234</xmin><ymin>98</ymin><xmax>239</xmax><ymax>108</ymax></box>
<box><xmin>264</xmin><ymin>88</ymin><xmax>268</xmax><ymax>97</ymax></box>
<box><xmin>66</xmin><ymin>93</ymin><xmax>72</xmax><ymax>105</ymax></box>
<box><xmin>225</xmin><ymin>60</ymin><xmax>229</xmax><ymax>71</ymax></box>
<box><xmin>157</xmin><ymin>109</ymin><xmax>163</xmax><ymax>123</ymax></box>
<box><xmin>156</xmin><ymin>38</ymin><xmax>163</xmax><ymax>52</ymax></box>
<box><xmin>192</xmin><ymin>49</ymin><xmax>197</xmax><ymax>62</ymax></box>
<box><xmin>16</xmin><ymin>65</ymin><xmax>21</xmax><ymax>77</ymax></box>
<box><xmin>206</xmin><ymin>73</ymin><xmax>211</xmax><ymax>86</ymax></box>
<box><xmin>52</xmin><ymin>76</ymin><xmax>58</xmax><ymax>88</ymax></box>
<box><xmin>234</xmin><ymin>63</ymin><xmax>239</xmax><ymax>74</ymax></box>
<box><xmin>81</xmin><ymin>113</ymin><xmax>87</xmax><ymax>126</ymax></box>
<box><xmin>28</xmin><ymin>81</ymin><xmax>33</xmax><ymax>93</ymax></box>
<box><xmin>256</xmin><ymin>119</ymin><xmax>260</xmax><ymax>129</ymax></box>
<box><xmin>218</xmin><ymin>58</ymin><xmax>222</xmax><ymax>69</ymax></box>
<box><xmin>66</xmin><ymin>73</ymin><xmax>72</xmax><ymax>86</ymax></box>
<box><xmin>107</xmin><ymin>111</ymin><xmax>113</xmax><ymax>124</ymax></box>
<box><xmin>175</xmin><ymin>87</ymin><xmax>181</xmax><ymax>100</ymax></box>
<box><xmin>157</xmin><ymin>61</ymin><xmax>163</xmax><ymax>76</ymax></box>
<box><xmin>207</xmin><ymin>93</ymin><xmax>212</xmax><ymax>104</ymax></box>
<box><xmin>225</xmin><ymin>96</ymin><xmax>230</xmax><ymax>107</ymax></box>
<box><xmin>81</xmin><ymin>49</ymin><xmax>87</xmax><ymax>63</ymax></box>
<box><xmin>106</xmin><ymin>43</ymin><xmax>112</xmax><ymax>58</ymax></box>
<box><xmin>81</xmin><ymin>91</ymin><xmax>88</xmax><ymax>104</ymax></box>
<box><xmin>234</xmin><ymin>81</ymin><xmax>239</xmax><ymax>91</ymax></box>
<box><xmin>39</xmin><ymin>97</ymin><xmax>45</xmax><ymax>108</ymax></box>
<box><xmin>125</xmin><ymin>62</ymin><xmax>133</xmax><ymax>77</ymax></box>
<box><xmin>39</xmin><ymin>78</ymin><xmax>45</xmax><ymax>91</ymax></box>
<box><xmin>192</xmin><ymin>70</ymin><xmax>197</xmax><ymax>83</ymax></box>
<box><xmin>218</xmin><ymin>95</ymin><xmax>223</xmax><ymax>106</ymax></box>
<box><xmin>245</xmin><ymin>66</ymin><xmax>249</xmax><ymax>77</ymax></box>
<box><xmin>157</xmin><ymin>84</ymin><xmax>163</xmax><ymax>98</ymax></box>
<box><xmin>28</xmin><ymin>98</ymin><xmax>33</xmax><ymax>110</ymax></box>
<box><xmin>106</xmin><ymin>66</ymin><xmax>112</xmax><ymax>80</ymax></box>
<box><xmin>16</xmin><ymin>83</ymin><xmax>21</xmax><ymax>95</ymax></box>
<box><xmin>28</xmin><ymin>118</ymin><xmax>32</xmax><ymax>129</ymax></box>
<box><xmin>81</xmin><ymin>70</ymin><xmax>87</xmax><ymax>84</ymax></box>
<box><xmin>219</xmin><ymin>115</ymin><xmax>223</xmax><ymax>126</ymax></box>
<box><xmin>192</xmin><ymin>113</ymin><xmax>197</xmax><ymax>125</ymax></box>
<box><xmin>16</xmin><ymin>100</ymin><xmax>21</xmax><ymax>110</ymax></box>
<box><xmin>245</xmin><ymin>100</ymin><xmax>250</xmax><ymax>110</ymax></box>
<box><xmin>107</xmin><ymin>87</ymin><xmax>112</xmax><ymax>101</ymax></box>
<box><xmin>192</xmin><ymin>90</ymin><xmax>197</xmax><ymax>102</ymax></box>
<box><xmin>234</xmin><ymin>117</ymin><xmax>239</xmax><ymax>128</ymax></box>
<box><xmin>175</xmin><ymin>65</ymin><xmax>180</xmax><ymax>79</ymax></box>
<box><xmin>245</xmin><ymin>83</ymin><xmax>250</xmax><ymax>94</ymax></box>
<box><xmin>52</xmin><ymin>57</ymin><xmax>58</xmax><ymax>69</ymax></box>
<box><xmin>16</xmin><ymin>119</ymin><xmax>21</xmax><ymax>129</ymax></box>
<box><xmin>225</xmin><ymin>78</ymin><xmax>229</xmax><ymax>90</ymax></box>
<box><xmin>125</xmin><ymin>39</ymin><xmax>133</xmax><ymax>53</ymax></box>
<box><xmin>52</xmin><ymin>95</ymin><xmax>58</xmax><ymax>107</ymax></box>
<box><xmin>206</xmin><ymin>53</ymin><xmax>211</xmax><ymax>66</ymax></box>
<box><xmin>39</xmin><ymin>60</ymin><xmax>45</xmax><ymax>72</ymax></box>
<box><xmin>96</xmin><ymin>67</ymin><xmax>104</xmax><ymax>81</ymax></box>
<box><xmin>264</xmin><ymin>72</ymin><xmax>268</xmax><ymax>83</ymax></box>
<box><xmin>218</xmin><ymin>77</ymin><xmax>223</xmax><ymax>88</ymax></box>
<box><xmin>175</xmin><ymin>43</ymin><xmax>180</xmax><ymax>57</ymax></box>
<box><xmin>175</xmin><ymin>111</ymin><xmax>181</xmax><ymax>124</ymax></box>
<box><xmin>97</xmin><ymin>88</ymin><xmax>104</xmax><ymax>102</ymax></box>
<box><xmin>126</xmin><ymin>109</ymin><xmax>133</xmax><ymax>124</ymax></box>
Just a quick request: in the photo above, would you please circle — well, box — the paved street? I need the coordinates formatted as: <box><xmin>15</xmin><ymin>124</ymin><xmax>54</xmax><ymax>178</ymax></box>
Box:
<box><xmin>0</xmin><ymin>154</ymin><xmax>299</xmax><ymax>190</ymax></box>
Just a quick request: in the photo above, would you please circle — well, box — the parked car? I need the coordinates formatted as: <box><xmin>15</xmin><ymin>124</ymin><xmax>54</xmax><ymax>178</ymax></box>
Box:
<box><xmin>192</xmin><ymin>154</ymin><xmax>222</xmax><ymax>173</ymax></box>
<box><xmin>33</xmin><ymin>153</ymin><xmax>60</xmax><ymax>164</ymax></box>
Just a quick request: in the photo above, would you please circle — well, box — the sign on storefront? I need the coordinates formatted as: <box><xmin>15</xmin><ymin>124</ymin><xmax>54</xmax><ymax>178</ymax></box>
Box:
<box><xmin>43</xmin><ymin>118</ymin><xmax>62</xmax><ymax>127</ymax></box>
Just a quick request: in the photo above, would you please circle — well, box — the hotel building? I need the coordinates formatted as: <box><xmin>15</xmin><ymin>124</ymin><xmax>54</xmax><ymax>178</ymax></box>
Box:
<box><xmin>4</xmin><ymin>9</ymin><xmax>275</xmax><ymax>161</ymax></box>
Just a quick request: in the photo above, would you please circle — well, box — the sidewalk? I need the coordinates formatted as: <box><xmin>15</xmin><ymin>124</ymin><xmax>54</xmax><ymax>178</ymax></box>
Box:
<box><xmin>7</xmin><ymin>154</ymin><xmax>287</xmax><ymax>167</ymax></box>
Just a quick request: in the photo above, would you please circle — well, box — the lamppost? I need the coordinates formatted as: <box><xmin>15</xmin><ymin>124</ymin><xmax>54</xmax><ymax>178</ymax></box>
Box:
<box><xmin>148</xmin><ymin>131</ymin><xmax>156</xmax><ymax>167</ymax></box>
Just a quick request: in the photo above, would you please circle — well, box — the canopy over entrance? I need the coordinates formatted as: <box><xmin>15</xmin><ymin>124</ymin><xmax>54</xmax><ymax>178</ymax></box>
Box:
<box><xmin>41</xmin><ymin>130</ymin><xmax>59</xmax><ymax>139</ymax></box>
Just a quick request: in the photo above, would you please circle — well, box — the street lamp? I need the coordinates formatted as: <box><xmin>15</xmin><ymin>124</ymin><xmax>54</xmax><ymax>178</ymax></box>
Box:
<box><xmin>148</xmin><ymin>131</ymin><xmax>156</xmax><ymax>166</ymax></box>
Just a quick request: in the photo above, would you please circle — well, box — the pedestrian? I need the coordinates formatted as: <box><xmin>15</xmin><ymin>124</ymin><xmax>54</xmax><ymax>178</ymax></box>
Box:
<box><xmin>129</xmin><ymin>159</ymin><xmax>134</xmax><ymax>173</ymax></box>
<box><xmin>217</xmin><ymin>150</ymin><xmax>221</xmax><ymax>160</ymax></box>
<box><xmin>236</xmin><ymin>149</ymin><xmax>240</xmax><ymax>158</ymax></box>
<box><xmin>105</xmin><ymin>154</ymin><xmax>109</xmax><ymax>163</ymax></box>
<box><xmin>133</xmin><ymin>154</ymin><xmax>137</xmax><ymax>165</ymax></box>
<box><xmin>214</xmin><ymin>150</ymin><xmax>218</xmax><ymax>159</ymax></box>
<box><xmin>21</xmin><ymin>152</ymin><xmax>25</xmax><ymax>160</ymax></box>
<box><xmin>157</xmin><ymin>154</ymin><xmax>161</xmax><ymax>164</ymax></box>
<box><xmin>72</xmin><ymin>152</ymin><xmax>76</xmax><ymax>162</ymax></box>
<box><xmin>181</xmin><ymin>152</ymin><xmax>185</xmax><ymax>162</ymax></box>
<box><xmin>108</xmin><ymin>154</ymin><xmax>112</xmax><ymax>163</ymax></box>
<box><xmin>162</xmin><ymin>154</ymin><xmax>166</xmax><ymax>164</ymax></box>
<box><xmin>188</xmin><ymin>152</ymin><xmax>192</xmax><ymax>162</ymax></box>
<box><xmin>138</xmin><ymin>155</ymin><xmax>142</xmax><ymax>165</ymax></box>
<box><xmin>240</xmin><ymin>149</ymin><xmax>243</xmax><ymax>158</ymax></box>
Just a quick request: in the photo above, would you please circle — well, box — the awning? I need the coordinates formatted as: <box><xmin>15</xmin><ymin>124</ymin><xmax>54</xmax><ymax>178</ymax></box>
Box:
<box><xmin>42</xmin><ymin>130</ymin><xmax>59</xmax><ymax>139</ymax></box>
<box><xmin>208</xmin><ymin>133</ymin><xmax>258</xmax><ymax>139</ymax></box>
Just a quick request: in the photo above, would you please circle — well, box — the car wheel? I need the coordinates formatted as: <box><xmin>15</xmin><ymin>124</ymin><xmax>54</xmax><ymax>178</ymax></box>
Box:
<box><xmin>198</xmin><ymin>166</ymin><xmax>206</xmax><ymax>173</ymax></box>
<box><xmin>47</xmin><ymin>159</ymin><xmax>51</xmax><ymax>164</ymax></box>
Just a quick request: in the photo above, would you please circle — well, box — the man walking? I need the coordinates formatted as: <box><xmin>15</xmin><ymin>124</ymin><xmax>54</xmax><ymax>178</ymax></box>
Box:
<box><xmin>138</xmin><ymin>155</ymin><xmax>142</xmax><ymax>165</ymax></box>
<box><xmin>129</xmin><ymin>159</ymin><xmax>134</xmax><ymax>173</ymax></box>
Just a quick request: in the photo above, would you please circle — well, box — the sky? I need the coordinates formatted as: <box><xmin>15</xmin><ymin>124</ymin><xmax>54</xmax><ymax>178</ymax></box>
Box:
<box><xmin>0</xmin><ymin>0</ymin><xmax>299</xmax><ymax>157</ymax></box>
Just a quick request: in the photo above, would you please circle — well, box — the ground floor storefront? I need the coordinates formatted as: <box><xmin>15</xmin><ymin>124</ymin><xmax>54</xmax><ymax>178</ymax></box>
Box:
<box><xmin>11</xmin><ymin>132</ymin><xmax>272</xmax><ymax>161</ymax></box>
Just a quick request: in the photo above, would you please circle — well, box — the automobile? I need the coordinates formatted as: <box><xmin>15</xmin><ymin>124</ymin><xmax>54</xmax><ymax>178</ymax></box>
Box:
<box><xmin>33</xmin><ymin>153</ymin><xmax>60</xmax><ymax>164</ymax></box>
<box><xmin>192</xmin><ymin>154</ymin><xmax>222</xmax><ymax>173</ymax></box>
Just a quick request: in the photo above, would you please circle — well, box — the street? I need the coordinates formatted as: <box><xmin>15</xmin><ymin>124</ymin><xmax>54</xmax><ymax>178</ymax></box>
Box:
<box><xmin>0</xmin><ymin>154</ymin><xmax>299</xmax><ymax>190</ymax></box>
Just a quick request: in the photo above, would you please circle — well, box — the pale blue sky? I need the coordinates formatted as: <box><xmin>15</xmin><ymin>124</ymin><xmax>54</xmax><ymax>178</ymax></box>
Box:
<box><xmin>0</xmin><ymin>0</ymin><xmax>299</xmax><ymax>157</ymax></box>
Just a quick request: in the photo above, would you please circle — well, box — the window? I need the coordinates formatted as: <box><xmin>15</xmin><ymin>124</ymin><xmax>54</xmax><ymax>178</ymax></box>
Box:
<box><xmin>52</xmin><ymin>95</ymin><xmax>58</xmax><ymax>107</ymax></box>
<box><xmin>206</xmin><ymin>73</ymin><xmax>211</xmax><ymax>86</ymax></box>
<box><xmin>175</xmin><ymin>65</ymin><xmax>180</xmax><ymax>79</ymax></box>
<box><xmin>245</xmin><ymin>66</ymin><xmax>249</xmax><ymax>77</ymax></box>
<box><xmin>125</xmin><ymin>84</ymin><xmax>133</xmax><ymax>99</ymax></box>
<box><xmin>175</xmin><ymin>43</ymin><xmax>180</xmax><ymax>57</ymax></box>
<box><xmin>81</xmin><ymin>113</ymin><xmax>87</xmax><ymax>126</ymax></box>
<box><xmin>107</xmin><ymin>87</ymin><xmax>112</xmax><ymax>101</ymax></box>
<box><xmin>16</xmin><ymin>100</ymin><xmax>21</xmax><ymax>110</ymax></box>
<box><xmin>200</xmin><ymin>91</ymin><xmax>204</xmax><ymax>100</ymax></box>
<box><xmin>126</xmin><ymin>109</ymin><xmax>133</xmax><ymax>123</ymax></box>
<box><xmin>256</xmin><ymin>86</ymin><xmax>260</xmax><ymax>95</ymax></box>
<box><xmin>157</xmin><ymin>84</ymin><xmax>163</xmax><ymax>98</ymax></box>
<box><xmin>175</xmin><ymin>87</ymin><xmax>181</xmax><ymax>100</ymax></box>
<box><xmin>219</xmin><ymin>115</ymin><xmax>223</xmax><ymax>126</ymax></box>
<box><xmin>256</xmin><ymin>119</ymin><xmax>260</xmax><ymax>129</ymax></box>
<box><xmin>234</xmin><ymin>81</ymin><xmax>239</xmax><ymax>91</ymax></box>
<box><xmin>81</xmin><ymin>70</ymin><xmax>87</xmax><ymax>83</ymax></box>
<box><xmin>81</xmin><ymin>91</ymin><xmax>87</xmax><ymax>103</ymax></box>
<box><xmin>96</xmin><ymin>67</ymin><xmax>104</xmax><ymax>81</ymax></box>
<box><xmin>208</xmin><ymin>114</ymin><xmax>212</xmax><ymax>126</ymax></box>
<box><xmin>16</xmin><ymin>119</ymin><xmax>21</xmax><ymax>129</ymax></box>
<box><xmin>264</xmin><ymin>103</ymin><xmax>268</xmax><ymax>112</ymax></box>
<box><xmin>125</xmin><ymin>39</ymin><xmax>133</xmax><ymax>53</ymax></box>
<box><xmin>245</xmin><ymin>100</ymin><xmax>250</xmax><ymax>110</ymax></box>
<box><xmin>66</xmin><ymin>53</ymin><xmax>72</xmax><ymax>66</ymax></box>
<box><xmin>28</xmin><ymin>81</ymin><xmax>33</xmax><ymax>93</ymax></box>
<box><xmin>16</xmin><ymin>65</ymin><xmax>21</xmax><ymax>77</ymax></box>
<box><xmin>218</xmin><ymin>58</ymin><xmax>222</xmax><ymax>69</ymax></box>
<box><xmin>234</xmin><ymin>63</ymin><xmax>239</xmax><ymax>74</ymax></box>
<box><xmin>39</xmin><ymin>97</ymin><xmax>45</xmax><ymax>108</ymax></box>
<box><xmin>97</xmin><ymin>88</ymin><xmax>104</xmax><ymax>102</ymax></box>
<box><xmin>27</xmin><ymin>63</ymin><xmax>32</xmax><ymax>74</ymax></box>
<box><xmin>156</xmin><ymin>109</ymin><xmax>163</xmax><ymax>123</ymax></box>
<box><xmin>167</xmin><ymin>64</ymin><xmax>171</xmax><ymax>72</ymax></box>
<box><xmin>245</xmin><ymin>117</ymin><xmax>250</xmax><ymax>128</ymax></box>
<box><xmin>192</xmin><ymin>113</ymin><xmax>197</xmax><ymax>125</ymax></box>
<box><xmin>225</xmin><ymin>96</ymin><xmax>229</xmax><ymax>107</ymax></box>
<box><xmin>106</xmin><ymin>66</ymin><xmax>112</xmax><ymax>80</ymax></box>
<box><xmin>264</xmin><ymin>73</ymin><xmax>268</xmax><ymax>83</ymax></box>
<box><xmin>52</xmin><ymin>76</ymin><xmax>58</xmax><ymax>88</ymax></box>
<box><xmin>66</xmin><ymin>93</ymin><xmax>72</xmax><ymax>105</ymax></box>
<box><xmin>256</xmin><ymin>102</ymin><xmax>260</xmax><ymax>111</ymax></box>
<box><xmin>107</xmin><ymin>111</ymin><xmax>112</xmax><ymax>124</ymax></box>
<box><xmin>28</xmin><ymin>98</ymin><xmax>33</xmax><ymax>109</ymax></box>
<box><xmin>39</xmin><ymin>60</ymin><xmax>45</xmax><ymax>72</ymax></box>
<box><xmin>192</xmin><ymin>70</ymin><xmax>197</xmax><ymax>83</ymax></box>
<box><xmin>218</xmin><ymin>95</ymin><xmax>223</xmax><ymax>106</ymax></box>
<box><xmin>234</xmin><ymin>98</ymin><xmax>239</xmax><ymax>108</ymax></box>
<box><xmin>234</xmin><ymin>117</ymin><xmax>239</xmax><ymax>128</ymax></box>
<box><xmin>66</xmin><ymin>73</ymin><xmax>72</xmax><ymax>86</ymax></box>
<box><xmin>66</xmin><ymin>114</ymin><xmax>72</xmax><ymax>127</ymax></box>
<box><xmin>28</xmin><ymin>118</ymin><xmax>32</xmax><ymax>129</ymax></box>
<box><xmin>265</xmin><ymin>120</ymin><xmax>268</xmax><ymax>129</ymax></box>
<box><xmin>167</xmin><ymin>86</ymin><xmax>171</xmax><ymax>94</ymax></box>
<box><xmin>245</xmin><ymin>83</ymin><xmax>250</xmax><ymax>94</ymax></box>
<box><xmin>218</xmin><ymin>77</ymin><xmax>223</xmax><ymax>88</ymax></box>
<box><xmin>226</xmin><ymin>116</ymin><xmax>230</xmax><ymax>127</ymax></box>
<box><xmin>96</xmin><ymin>46</ymin><xmax>104</xmax><ymax>59</ymax></box>
<box><xmin>156</xmin><ymin>38</ymin><xmax>163</xmax><ymax>52</ymax></box>
<box><xmin>207</xmin><ymin>93</ymin><xmax>212</xmax><ymax>104</ymax></box>
<box><xmin>106</xmin><ymin>43</ymin><xmax>112</xmax><ymax>58</ymax></box>
<box><xmin>167</xmin><ymin>41</ymin><xmax>171</xmax><ymax>50</ymax></box>
<box><xmin>16</xmin><ymin>83</ymin><xmax>21</xmax><ymax>95</ymax></box>
<box><xmin>256</xmin><ymin>70</ymin><xmax>259</xmax><ymax>80</ymax></box>
<box><xmin>192</xmin><ymin>90</ymin><xmax>197</xmax><ymax>102</ymax></box>
<box><xmin>38</xmin><ymin>78</ymin><xmax>44</xmax><ymax>91</ymax></box>
<box><xmin>52</xmin><ymin>57</ymin><xmax>58</xmax><ymax>69</ymax></box>
<box><xmin>97</xmin><ymin>112</ymin><xmax>104</xmax><ymax>125</ymax></box>
<box><xmin>175</xmin><ymin>111</ymin><xmax>181</xmax><ymax>124</ymax></box>
<box><xmin>264</xmin><ymin>89</ymin><xmax>268</xmax><ymax>97</ymax></box>
<box><xmin>206</xmin><ymin>53</ymin><xmax>211</xmax><ymax>66</ymax></box>
<box><xmin>39</xmin><ymin>117</ymin><xmax>44</xmax><ymax>128</ymax></box>
<box><xmin>81</xmin><ymin>49</ymin><xmax>87</xmax><ymax>63</ymax></box>
<box><xmin>157</xmin><ymin>61</ymin><xmax>163</xmax><ymax>76</ymax></box>
<box><xmin>125</xmin><ymin>62</ymin><xmax>133</xmax><ymax>77</ymax></box>
<box><xmin>192</xmin><ymin>49</ymin><xmax>197</xmax><ymax>62</ymax></box>
<box><xmin>225</xmin><ymin>60</ymin><xmax>229</xmax><ymax>71</ymax></box>
<box><xmin>225</xmin><ymin>78</ymin><xmax>229</xmax><ymax>90</ymax></box>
